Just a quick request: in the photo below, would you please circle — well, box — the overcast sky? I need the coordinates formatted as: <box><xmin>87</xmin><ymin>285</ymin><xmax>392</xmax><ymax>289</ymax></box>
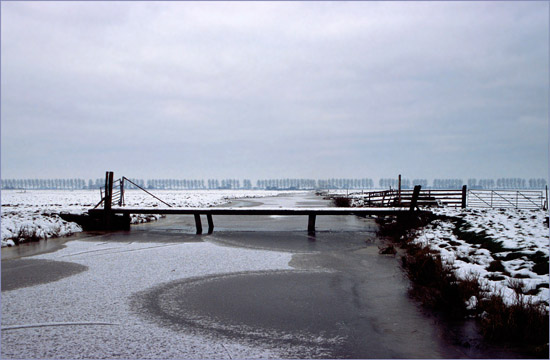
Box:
<box><xmin>1</xmin><ymin>1</ymin><xmax>548</xmax><ymax>181</ymax></box>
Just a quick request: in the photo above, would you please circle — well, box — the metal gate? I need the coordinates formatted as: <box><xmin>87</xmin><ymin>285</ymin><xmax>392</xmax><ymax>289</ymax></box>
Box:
<box><xmin>467</xmin><ymin>190</ymin><xmax>547</xmax><ymax>210</ymax></box>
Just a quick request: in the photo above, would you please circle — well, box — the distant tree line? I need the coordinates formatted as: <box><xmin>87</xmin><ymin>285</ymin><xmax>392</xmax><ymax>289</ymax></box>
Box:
<box><xmin>220</xmin><ymin>179</ymin><xmax>240</xmax><ymax>189</ymax></box>
<box><xmin>317</xmin><ymin>178</ymin><xmax>375</xmax><ymax>189</ymax></box>
<box><xmin>1</xmin><ymin>177</ymin><xmax>547</xmax><ymax>190</ymax></box>
<box><xmin>380</xmin><ymin>178</ymin><xmax>548</xmax><ymax>190</ymax></box>
<box><xmin>468</xmin><ymin>178</ymin><xmax>547</xmax><ymax>190</ymax></box>
<box><xmin>1</xmin><ymin>178</ymin><xmax>87</xmax><ymax>190</ymax></box>
<box><xmin>257</xmin><ymin>178</ymin><xmax>317</xmax><ymax>190</ymax></box>
<box><xmin>468</xmin><ymin>178</ymin><xmax>495</xmax><ymax>189</ymax></box>
<box><xmin>145</xmin><ymin>179</ymin><xmax>205</xmax><ymax>189</ymax></box>
<box><xmin>379</xmin><ymin>178</ymin><xmax>430</xmax><ymax>189</ymax></box>
<box><xmin>412</xmin><ymin>179</ymin><xmax>429</xmax><ymax>188</ymax></box>
<box><xmin>432</xmin><ymin>179</ymin><xmax>464</xmax><ymax>189</ymax></box>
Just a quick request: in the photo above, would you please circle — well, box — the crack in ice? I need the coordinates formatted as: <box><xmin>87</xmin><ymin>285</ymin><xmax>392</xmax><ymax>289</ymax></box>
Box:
<box><xmin>2</xmin><ymin>322</ymin><xmax>119</xmax><ymax>330</ymax></box>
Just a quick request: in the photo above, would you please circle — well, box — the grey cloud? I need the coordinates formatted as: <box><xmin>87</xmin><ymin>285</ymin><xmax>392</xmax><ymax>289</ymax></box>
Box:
<box><xmin>1</xmin><ymin>1</ymin><xmax>547</xmax><ymax>180</ymax></box>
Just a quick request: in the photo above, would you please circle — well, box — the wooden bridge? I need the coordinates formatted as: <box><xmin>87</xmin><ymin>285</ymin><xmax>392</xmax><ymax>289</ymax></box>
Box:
<box><xmin>65</xmin><ymin>172</ymin><xmax>428</xmax><ymax>234</ymax></box>
<box><xmin>88</xmin><ymin>206</ymin><xmax>426</xmax><ymax>234</ymax></box>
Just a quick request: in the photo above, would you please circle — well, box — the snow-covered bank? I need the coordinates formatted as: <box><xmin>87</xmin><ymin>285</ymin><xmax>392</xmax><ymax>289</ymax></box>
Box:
<box><xmin>1</xmin><ymin>190</ymin><xmax>294</xmax><ymax>247</ymax></box>
<box><xmin>331</xmin><ymin>187</ymin><xmax>549</xmax><ymax>308</ymax></box>
<box><xmin>410</xmin><ymin>207</ymin><xmax>549</xmax><ymax>308</ymax></box>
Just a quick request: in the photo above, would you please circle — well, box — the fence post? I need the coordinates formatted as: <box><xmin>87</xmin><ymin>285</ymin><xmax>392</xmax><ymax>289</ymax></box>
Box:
<box><xmin>119</xmin><ymin>178</ymin><xmax>125</xmax><ymax>206</ymax></box>
<box><xmin>545</xmin><ymin>185</ymin><xmax>548</xmax><ymax>211</ymax></box>
<box><xmin>398</xmin><ymin>174</ymin><xmax>402</xmax><ymax>205</ymax></box>
<box><xmin>410</xmin><ymin>185</ymin><xmax>421</xmax><ymax>212</ymax></box>
<box><xmin>461</xmin><ymin>185</ymin><xmax>467</xmax><ymax>209</ymax></box>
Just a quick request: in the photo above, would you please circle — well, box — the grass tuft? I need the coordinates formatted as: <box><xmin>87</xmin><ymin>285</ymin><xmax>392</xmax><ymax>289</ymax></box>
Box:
<box><xmin>402</xmin><ymin>243</ymin><xmax>478</xmax><ymax>317</ymax></box>
<box><xmin>479</xmin><ymin>294</ymin><xmax>549</xmax><ymax>356</ymax></box>
<box><xmin>10</xmin><ymin>226</ymin><xmax>44</xmax><ymax>244</ymax></box>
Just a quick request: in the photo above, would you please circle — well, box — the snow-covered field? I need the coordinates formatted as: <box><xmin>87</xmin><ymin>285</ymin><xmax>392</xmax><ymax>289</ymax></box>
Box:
<box><xmin>412</xmin><ymin>207</ymin><xmax>549</xmax><ymax>308</ymax></box>
<box><xmin>1</xmin><ymin>190</ymin><xmax>291</xmax><ymax>247</ymax></box>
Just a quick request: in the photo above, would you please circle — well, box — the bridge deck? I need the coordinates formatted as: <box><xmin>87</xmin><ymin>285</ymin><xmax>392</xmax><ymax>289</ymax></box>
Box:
<box><xmin>90</xmin><ymin>207</ymin><xmax>423</xmax><ymax>216</ymax></box>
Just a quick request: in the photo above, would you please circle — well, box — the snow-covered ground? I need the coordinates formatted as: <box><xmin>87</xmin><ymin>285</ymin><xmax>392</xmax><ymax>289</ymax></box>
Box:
<box><xmin>412</xmin><ymin>207</ymin><xmax>549</xmax><ymax>308</ymax></box>
<box><xmin>1</xmin><ymin>190</ymin><xmax>292</xmax><ymax>247</ymax></box>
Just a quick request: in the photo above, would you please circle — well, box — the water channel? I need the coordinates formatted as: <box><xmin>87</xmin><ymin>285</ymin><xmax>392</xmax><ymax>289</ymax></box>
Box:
<box><xmin>2</xmin><ymin>192</ymin><xmax>525</xmax><ymax>358</ymax></box>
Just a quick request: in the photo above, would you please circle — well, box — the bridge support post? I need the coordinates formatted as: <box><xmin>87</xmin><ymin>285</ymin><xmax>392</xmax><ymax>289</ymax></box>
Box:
<box><xmin>194</xmin><ymin>214</ymin><xmax>202</xmax><ymax>234</ymax></box>
<box><xmin>308</xmin><ymin>215</ymin><xmax>316</xmax><ymax>234</ymax></box>
<box><xmin>207</xmin><ymin>214</ymin><xmax>214</xmax><ymax>234</ymax></box>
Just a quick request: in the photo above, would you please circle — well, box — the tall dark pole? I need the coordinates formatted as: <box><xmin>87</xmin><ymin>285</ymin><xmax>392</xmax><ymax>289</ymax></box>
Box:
<box><xmin>104</xmin><ymin>171</ymin><xmax>114</xmax><ymax>229</ymax></box>
<box><xmin>461</xmin><ymin>185</ymin><xmax>467</xmax><ymax>209</ymax></box>
<box><xmin>398</xmin><ymin>174</ymin><xmax>402</xmax><ymax>205</ymax></box>
<box><xmin>545</xmin><ymin>185</ymin><xmax>548</xmax><ymax>211</ymax></box>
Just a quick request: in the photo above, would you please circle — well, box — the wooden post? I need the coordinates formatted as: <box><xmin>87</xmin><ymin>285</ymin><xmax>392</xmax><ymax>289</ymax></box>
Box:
<box><xmin>207</xmin><ymin>214</ymin><xmax>214</xmax><ymax>234</ymax></box>
<box><xmin>398</xmin><ymin>174</ymin><xmax>402</xmax><ymax>205</ymax></box>
<box><xmin>308</xmin><ymin>215</ymin><xmax>316</xmax><ymax>234</ymax></box>
<box><xmin>409</xmin><ymin>185</ymin><xmax>421</xmax><ymax>212</ymax></box>
<box><xmin>194</xmin><ymin>214</ymin><xmax>202</xmax><ymax>234</ymax></box>
<box><xmin>461</xmin><ymin>185</ymin><xmax>467</xmax><ymax>209</ymax></box>
<box><xmin>119</xmin><ymin>178</ymin><xmax>124</xmax><ymax>207</ymax></box>
<box><xmin>545</xmin><ymin>185</ymin><xmax>548</xmax><ymax>211</ymax></box>
<box><xmin>104</xmin><ymin>172</ymin><xmax>113</xmax><ymax>211</ymax></box>
<box><xmin>104</xmin><ymin>171</ymin><xmax>114</xmax><ymax>229</ymax></box>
